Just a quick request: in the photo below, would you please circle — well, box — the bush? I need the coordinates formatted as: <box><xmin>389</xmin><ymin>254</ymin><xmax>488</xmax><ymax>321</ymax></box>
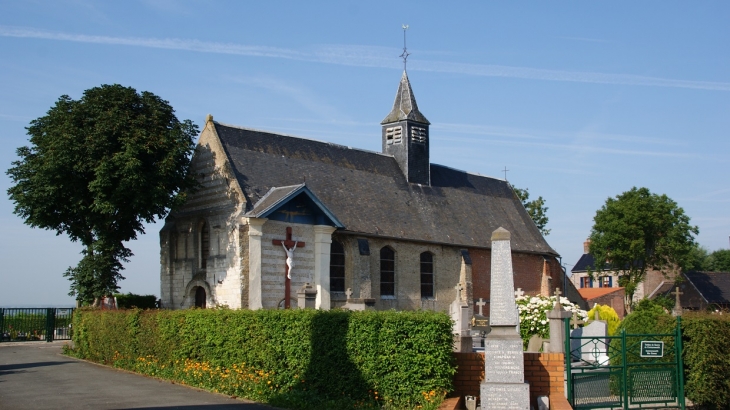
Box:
<box><xmin>516</xmin><ymin>294</ymin><xmax>586</xmax><ymax>349</ymax></box>
<box><xmin>68</xmin><ymin>308</ymin><xmax>455</xmax><ymax>410</ymax></box>
<box><xmin>681</xmin><ymin>312</ymin><xmax>730</xmax><ymax>410</ymax></box>
<box><xmin>113</xmin><ymin>293</ymin><xmax>158</xmax><ymax>309</ymax></box>
<box><xmin>586</xmin><ymin>304</ymin><xmax>621</xmax><ymax>336</ymax></box>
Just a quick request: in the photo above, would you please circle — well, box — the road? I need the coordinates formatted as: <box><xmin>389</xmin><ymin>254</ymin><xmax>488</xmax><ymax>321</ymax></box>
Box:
<box><xmin>0</xmin><ymin>341</ymin><xmax>280</xmax><ymax>410</ymax></box>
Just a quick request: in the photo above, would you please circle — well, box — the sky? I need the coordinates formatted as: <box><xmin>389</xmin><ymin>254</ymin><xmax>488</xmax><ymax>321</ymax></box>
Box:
<box><xmin>0</xmin><ymin>1</ymin><xmax>728</xmax><ymax>307</ymax></box>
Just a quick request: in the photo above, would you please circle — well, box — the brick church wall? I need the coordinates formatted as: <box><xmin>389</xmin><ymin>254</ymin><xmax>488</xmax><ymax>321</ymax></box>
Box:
<box><xmin>471</xmin><ymin>248</ymin><xmax>564</xmax><ymax>317</ymax></box>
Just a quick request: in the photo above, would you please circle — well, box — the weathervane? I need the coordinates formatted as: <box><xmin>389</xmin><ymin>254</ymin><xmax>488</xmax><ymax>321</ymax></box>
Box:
<box><xmin>400</xmin><ymin>24</ymin><xmax>410</xmax><ymax>71</ymax></box>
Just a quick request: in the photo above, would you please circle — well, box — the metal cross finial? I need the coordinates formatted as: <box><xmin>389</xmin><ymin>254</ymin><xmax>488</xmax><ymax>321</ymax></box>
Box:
<box><xmin>503</xmin><ymin>166</ymin><xmax>509</xmax><ymax>181</ymax></box>
<box><xmin>400</xmin><ymin>24</ymin><xmax>410</xmax><ymax>71</ymax></box>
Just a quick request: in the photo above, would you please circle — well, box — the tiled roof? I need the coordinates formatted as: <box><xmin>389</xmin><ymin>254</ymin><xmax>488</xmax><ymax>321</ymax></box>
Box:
<box><xmin>577</xmin><ymin>287</ymin><xmax>624</xmax><ymax>301</ymax></box>
<box><xmin>214</xmin><ymin>123</ymin><xmax>557</xmax><ymax>254</ymax></box>
<box><xmin>572</xmin><ymin>254</ymin><xmax>596</xmax><ymax>272</ymax></box>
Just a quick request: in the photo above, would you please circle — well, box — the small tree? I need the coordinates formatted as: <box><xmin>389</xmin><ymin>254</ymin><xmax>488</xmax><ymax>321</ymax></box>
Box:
<box><xmin>7</xmin><ymin>84</ymin><xmax>198</xmax><ymax>304</ymax></box>
<box><xmin>513</xmin><ymin>187</ymin><xmax>550</xmax><ymax>236</ymax></box>
<box><xmin>588</xmin><ymin>187</ymin><xmax>698</xmax><ymax>312</ymax></box>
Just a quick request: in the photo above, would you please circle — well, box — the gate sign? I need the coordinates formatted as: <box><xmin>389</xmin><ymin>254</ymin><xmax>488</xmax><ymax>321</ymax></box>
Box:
<box><xmin>640</xmin><ymin>341</ymin><xmax>664</xmax><ymax>357</ymax></box>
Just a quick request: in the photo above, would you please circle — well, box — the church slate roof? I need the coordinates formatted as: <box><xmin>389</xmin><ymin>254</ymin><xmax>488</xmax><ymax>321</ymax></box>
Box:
<box><xmin>214</xmin><ymin>122</ymin><xmax>557</xmax><ymax>255</ymax></box>
<box><xmin>381</xmin><ymin>71</ymin><xmax>430</xmax><ymax>125</ymax></box>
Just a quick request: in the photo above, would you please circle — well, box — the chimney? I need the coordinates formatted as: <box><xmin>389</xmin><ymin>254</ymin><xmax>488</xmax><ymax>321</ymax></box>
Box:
<box><xmin>583</xmin><ymin>239</ymin><xmax>591</xmax><ymax>254</ymax></box>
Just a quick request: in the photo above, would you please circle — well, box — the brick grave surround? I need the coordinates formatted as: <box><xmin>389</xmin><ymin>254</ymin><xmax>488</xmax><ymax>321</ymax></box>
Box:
<box><xmin>441</xmin><ymin>352</ymin><xmax>573</xmax><ymax>410</ymax></box>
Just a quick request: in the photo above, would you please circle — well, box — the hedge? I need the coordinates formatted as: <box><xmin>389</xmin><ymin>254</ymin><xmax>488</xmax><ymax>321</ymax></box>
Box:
<box><xmin>112</xmin><ymin>293</ymin><xmax>158</xmax><ymax>309</ymax></box>
<box><xmin>68</xmin><ymin>308</ymin><xmax>455</xmax><ymax>410</ymax></box>
<box><xmin>616</xmin><ymin>300</ymin><xmax>730</xmax><ymax>410</ymax></box>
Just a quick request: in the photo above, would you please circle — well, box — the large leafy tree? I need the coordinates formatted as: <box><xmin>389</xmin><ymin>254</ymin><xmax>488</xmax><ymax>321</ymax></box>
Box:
<box><xmin>588</xmin><ymin>187</ymin><xmax>698</xmax><ymax>310</ymax></box>
<box><xmin>7</xmin><ymin>84</ymin><xmax>198</xmax><ymax>303</ymax></box>
<box><xmin>513</xmin><ymin>187</ymin><xmax>550</xmax><ymax>236</ymax></box>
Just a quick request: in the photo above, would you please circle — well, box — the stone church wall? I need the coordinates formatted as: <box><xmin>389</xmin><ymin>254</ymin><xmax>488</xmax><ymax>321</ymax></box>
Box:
<box><xmin>160</xmin><ymin>121</ymin><xmax>244</xmax><ymax>309</ymax></box>
<box><xmin>260</xmin><ymin>221</ymin><xmax>316</xmax><ymax>309</ymax></box>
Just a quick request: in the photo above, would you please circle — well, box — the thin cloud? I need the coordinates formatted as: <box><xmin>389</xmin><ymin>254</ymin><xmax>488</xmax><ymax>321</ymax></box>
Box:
<box><xmin>2</xmin><ymin>25</ymin><xmax>730</xmax><ymax>92</ymax></box>
<box><xmin>228</xmin><ymin>76</ymin><xmax>343</xmax><ymax>120</ymax></box>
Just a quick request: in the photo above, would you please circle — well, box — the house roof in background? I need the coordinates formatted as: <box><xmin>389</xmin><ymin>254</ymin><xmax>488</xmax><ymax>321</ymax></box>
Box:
<box><xmin>684</xmin><ymin>271</ymin><xmax>730</xmax><ymax>305</ymax></box>
<box><xmin>578</xmin><ymin>287</ymin><xmax>624</xmax><ymax>301</ymax></box>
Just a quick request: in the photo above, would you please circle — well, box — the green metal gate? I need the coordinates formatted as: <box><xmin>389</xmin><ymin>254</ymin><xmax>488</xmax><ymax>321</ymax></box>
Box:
<box><xmin>564</xmin><ymin>317</ymin><xmax>685</xmax><ymax>410</ymax></box>
<box><xmin>0</xmin><ymin>308</ymin><xmax>74</xmax><ymax>342</ymax></box>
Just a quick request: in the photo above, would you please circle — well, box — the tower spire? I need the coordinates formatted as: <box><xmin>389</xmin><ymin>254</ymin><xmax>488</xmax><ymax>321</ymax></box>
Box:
<box><xmin>400</xmin><ymin>24</ymin><xmax>410</xmax><ymax>72</ymax></box>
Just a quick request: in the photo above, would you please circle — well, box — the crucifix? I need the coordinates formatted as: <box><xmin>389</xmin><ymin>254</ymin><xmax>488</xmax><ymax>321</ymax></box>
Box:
<box><xmin>476</xmin><ymin>298</ymin><xmax>486</xmax><ymax>316</ymax></box>
<box><xmin>272</xmin><ymin>227</ymin><xmax>306</xmax><ymax>309</ymax></box>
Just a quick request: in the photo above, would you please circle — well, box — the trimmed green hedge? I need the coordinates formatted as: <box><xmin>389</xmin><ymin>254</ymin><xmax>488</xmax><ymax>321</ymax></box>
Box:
<box><xmin>681</xmin><ymin>312</ymin><xmax>730</xmax><ymax>410</ymax></box>
<box><xmin>68</xmin><ymin>308</ymin><xmax>455</xmax><ymax>410</ymax></box>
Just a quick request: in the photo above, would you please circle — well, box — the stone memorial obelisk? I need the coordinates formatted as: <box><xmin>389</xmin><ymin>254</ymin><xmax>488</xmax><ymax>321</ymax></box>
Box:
<box><xmin>480</xmin><ymin>227</ymin><xmax>530</xmax><ymax>409</ymax></box>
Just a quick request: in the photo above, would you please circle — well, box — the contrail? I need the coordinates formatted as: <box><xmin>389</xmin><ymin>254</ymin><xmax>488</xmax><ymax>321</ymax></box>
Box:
<box><xmin>2</xmin><ymin>25</ymin><xmax>729</xmax><ymax>92</ymax></box>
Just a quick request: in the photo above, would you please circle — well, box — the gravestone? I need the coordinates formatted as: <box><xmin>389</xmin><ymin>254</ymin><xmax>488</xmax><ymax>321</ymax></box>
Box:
<box><xmin>480</xmin><ymin>227</ymin><xmax>530</xmax><ymax>409</ymax></box>
<box><xmin>570</xmin><ymin>320</ymin><xmax>608</xmax><ymax>364</ymax></box>
<box><xmin>546</xmin><ymin>288</ymin><xmax>571</xmax><ymax>353</ymax></box>
<box><xmin>450</xmin><ymin>284</ymin><xmax>472</xmax><ymax>352</ymax></box>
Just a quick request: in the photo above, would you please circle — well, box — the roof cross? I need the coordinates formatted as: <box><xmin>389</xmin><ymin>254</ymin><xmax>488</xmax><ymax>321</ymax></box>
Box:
<box><xmin>400</xmin><ymin>24</ymin><xmax>410</xmax><ymax>71</ymax></box>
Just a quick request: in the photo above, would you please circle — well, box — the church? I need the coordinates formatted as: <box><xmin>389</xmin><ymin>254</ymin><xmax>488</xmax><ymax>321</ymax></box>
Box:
<box><xmin>159</xmin><ymin>70</ymin><xmax>571</xmax><ymax>316</ymax></box>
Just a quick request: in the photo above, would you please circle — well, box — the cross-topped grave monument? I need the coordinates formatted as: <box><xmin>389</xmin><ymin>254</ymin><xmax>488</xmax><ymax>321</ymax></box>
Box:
<box><xmin>480</xmin><ymin>227</ymin><xmax>530</xmax><ymax>409</ymax></box>
<box><xmin>672</xmin><ymin>286</ymin><xmax>683</xmax><ymax>317</ymax></box>
<box><xmin>272</xmin><ymin>227</ymin><xmax>306</xmax><ymax>309</ymax></box>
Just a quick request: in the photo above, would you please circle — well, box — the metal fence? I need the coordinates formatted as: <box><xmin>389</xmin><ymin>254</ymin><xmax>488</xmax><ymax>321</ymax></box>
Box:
<box><xmin>564</xmin><ymin>316</ymin><xmax>685</xmax><ymax>410</ymax></box>
<box><xmin>0</xmin><ymin>308</ymin><xmax>74</xmax><ymax>342</ymax></box>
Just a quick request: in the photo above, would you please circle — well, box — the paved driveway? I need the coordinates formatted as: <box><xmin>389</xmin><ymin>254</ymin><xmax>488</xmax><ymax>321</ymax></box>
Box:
<box><xmin>0</xmin><ymin>342</ymin><xmax>279</xmax><ymax>410</ymax></box>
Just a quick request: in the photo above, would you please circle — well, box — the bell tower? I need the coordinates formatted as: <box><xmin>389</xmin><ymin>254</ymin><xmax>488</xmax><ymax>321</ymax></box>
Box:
<box><xmin>381</xmin><ymin>71</ymin><xmax>431</xmax><ymax>185</ymax></box>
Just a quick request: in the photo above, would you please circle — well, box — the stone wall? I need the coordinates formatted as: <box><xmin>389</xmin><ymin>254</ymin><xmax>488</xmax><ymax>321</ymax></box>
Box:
<box><xmin>452</xmin><ymin>352</ymin><xmax>572</xmax><ymax>409</ymax></box>
<box><xmin>160</xmin><ymin>120</ymin><xmax>244</xmax><ymax>309</ymax></box>
<box><xmin>334</xmin><ymin>234</ymin><xmax>464</xmax><ymax>312</ymax></box>
<box><xmin>260</xmin><ymin>221</ymin><xmax>316</xmax><ymax>309</ymax></box>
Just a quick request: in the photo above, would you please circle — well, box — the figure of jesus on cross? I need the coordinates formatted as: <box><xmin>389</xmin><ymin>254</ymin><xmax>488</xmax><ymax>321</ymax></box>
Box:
<box><xmin>272</xmin><ymin>227</ymin><xmax>306</xmax><ymax>309</ymax></box>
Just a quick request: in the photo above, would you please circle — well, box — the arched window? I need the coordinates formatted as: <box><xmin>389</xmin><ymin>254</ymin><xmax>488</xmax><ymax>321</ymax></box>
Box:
<box><xmin>420</xmin><ymin>252</ymin><xmax>434</xmax><ymax>298</ymax></box>
<box><xmin>200</xmin><ymin>221</ymin><xmax>209</xmax><ymax>269</ymax></box>
<box><xmin>330</xmin><ymin>240</ymin><xmax>345</xmax><ymax>292</ymax></box>
<box><xmin>380</xmin><ymin>247</ymin><xmax>395</xmax><ymax>297</ymax></box>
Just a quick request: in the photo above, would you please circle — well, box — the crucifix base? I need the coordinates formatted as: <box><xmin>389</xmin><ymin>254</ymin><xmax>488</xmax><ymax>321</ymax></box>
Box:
<box><xmin>297</xmin><ymin>283</ymin><xmax>317</xmax><ymax>309</ymax></box>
